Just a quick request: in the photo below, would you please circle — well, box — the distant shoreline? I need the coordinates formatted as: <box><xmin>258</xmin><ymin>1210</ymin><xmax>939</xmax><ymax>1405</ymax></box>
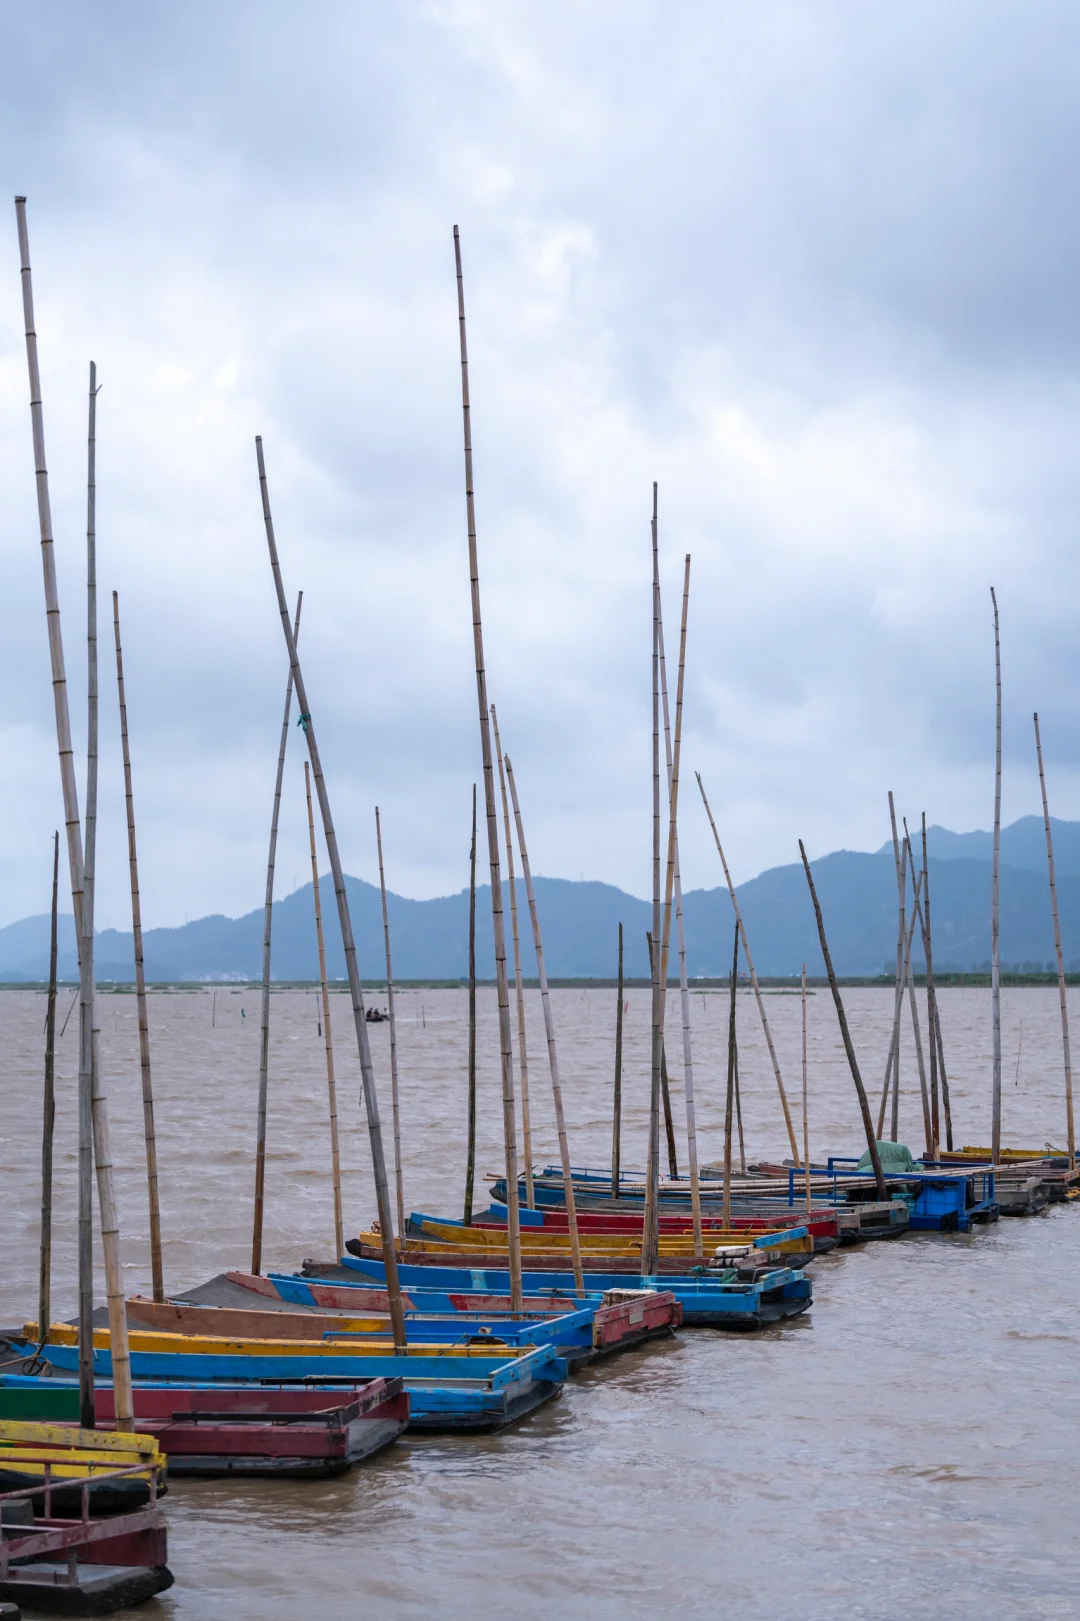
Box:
<box><xmin>2</xmin><ymin>973</ymin><xmax>1076</xmax><ymax>992</ymax></box>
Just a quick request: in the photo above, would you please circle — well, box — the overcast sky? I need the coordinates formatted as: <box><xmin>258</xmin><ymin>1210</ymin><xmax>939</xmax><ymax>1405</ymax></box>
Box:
<box><xmin>2</xmin><ymin>1</ymin><xmax>1079</xmax><ymax>930</ymax></box>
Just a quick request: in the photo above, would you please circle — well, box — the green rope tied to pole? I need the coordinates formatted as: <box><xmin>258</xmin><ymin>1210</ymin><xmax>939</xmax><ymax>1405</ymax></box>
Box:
<box><xmin>297</xmin><ymin>713</ymin><xmax>311</xmax><ymax>732</ymax></box>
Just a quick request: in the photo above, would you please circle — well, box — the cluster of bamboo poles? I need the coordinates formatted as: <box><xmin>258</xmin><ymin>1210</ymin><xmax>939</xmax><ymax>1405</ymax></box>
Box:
<box><xmin>20</xmin><ymin>204</ymin><xmax>1078</xmax><ymax>1442</ymax></box>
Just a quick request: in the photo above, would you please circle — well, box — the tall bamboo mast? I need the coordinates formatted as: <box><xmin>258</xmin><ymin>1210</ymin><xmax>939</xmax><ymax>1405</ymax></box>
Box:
<box><xmin>880</xmin><ymin>867</ymin><xmax>919</xmax><ymax>1140</ymax></box>
<box><xmin>464</xmin><ymin>785</ymin><xmax>478</xmax><ymax>1224</ymax></box>
<box><xmin>256</xmin><ymin>437</ymin><xmax>407</xmax><ymax>1344</ymax></box>
<box><xmin>887</xmin><ymin>793</ymin><xmax>905</xmax><ymax>1139</ymax></box>
<box><xmin>921</xmin><ymin>813</ymin><xmax>940</xmax><ymax>1156</ymax></box>
<box><xmin>990</xmin><ymin>586</ymin><xmax>1002</xmax><ymax>1161</ymax></box>
<box><xmin>642</xmin><ymin>483</ymin><xmax>663</xmax><ymax>1278</ymax></box>
<box><xmin>877</xmin><ymin>833</ymin><xmax>907</xmax><ymax>1138</ymax></box>
<box><xmin>611</xmin><ymin>922</ymin><xmax>623</xmax><ymax>1195</ymax></box>
<box><xmin>82</xmin><ymin>363</ymin><xmax>134</xmax><ymax>1425</ymax></box>
<box><xmin>651</xmin><ymin>519</ymin><xmax>678</xmax><ymax>1179</ymax></box>
<box><xmin>801</xmin><ymin>962</ymin><xmax>812</xmax><ymax>1214</ymax></box>
<box><xmin>491</xmin><ymin>706</ymin><xmax>535</xmax><ymax>1207</ymax></box>
<box><xmin>252</xmin><ymin>592</ymin><xmax>301</xmax><ymax>1275</ymax></box>
<box><xmin>799</xmin><ymin>840</ymin><xmax>887</xmax><ymax>1197</ymax></box>
<box><xmin>1034</xmin><ymin>712</ymin><xmax>1075</xmax><ymax>1169</ymax></box>
<box><xmin>112</xmin><ymin>591</ymin><xmax>164</xmax><ymax>1299</ymax></box>
<box><xmin>17</xmin><ymin>212</ymin><xmax>136</xmax><ymax>1427</ymax></box>
<box><xmin>375</xmin><ymin>806</ymin><xmax>405</xmax><ymax>1242</ymax></box>
<box><xmin>453</xmin><ymin>227</ymin><xmax>523</xmax><ymax>1309</ymax></box>
<box><xmin>900</xmin><ymin>830</ymin><xmax>933</xmax><ymax>1156</ymax></box>
<box><xmin>696</xmin><ymin>772</ymin><xmax>800</xmax><ymax>1160</ymax></box>
<box><xmin>38</xmin><ymin>830</ymin><xmax>59</xmax><ymax>1338</ymax></box>
<box><xmin>657</xmin><ymin>555</ymin><xmax>702</xmax><ymax>1255</ymax></box>
<box><xmin>17</xmin><ymin>198</ymin><xmax>95</xmax><ymax>1422</ymax></box>
<box><xmin>505</xmin><ymin>753</ymin><xmax>585</xmax><ymax>1293</ymax></box>
<box><xmin>304</xmin><ymin>761</ymin><xmax>343</xmax><ymax>1257</ymax></box>
<box><xmin>722</xmin><ymin>923</ymin><xmax>738</xmax><ymax>1230</ymax></box>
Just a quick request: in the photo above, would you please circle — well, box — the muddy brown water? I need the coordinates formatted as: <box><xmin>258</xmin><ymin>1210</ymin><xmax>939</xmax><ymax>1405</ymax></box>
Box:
<box><xmin>2</xmin><ymin>983</ymin><xmax>1079</xmax><ymax>1618</ymax></box>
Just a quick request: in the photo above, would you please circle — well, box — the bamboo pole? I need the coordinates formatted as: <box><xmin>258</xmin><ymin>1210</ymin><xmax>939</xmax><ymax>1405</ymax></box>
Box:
<box><xmin>886</xmin><ymin>793</ymin><xmax>905</xmax><ymax>1139</ymax></box>
<box><xmin>505</xmin><ymin>754</ymin><xmax>585</xmax><ymax>1293</ymax></box>
<box><xmin>990</xmin><ymin>586</ymin><xmax>1002</xmax><ymax>1162</ymax></box>
<box><xmin>252</xmin><ymin>592</ymin><xmax>302</xmax><ymax>1276</ymax></box>
<box><xmin>921</xmin><ymin>813</ymin><xmax>940</xmax><ymax>1156</ymax></box>
<box><xmin>375</xmin><ymin>806</ymin><xmax>405</xmax><ymax>1242</ymax></box>
<box><xmin>801</xmin><ymin>963</ymin><xmax>812</xmax><ymax>1214</ymax></box>
<box><xmin>38</xmin><ymin>830</ymin><xmax>59</xmax><ymax>1341</ymax></box>
<box><xmin>799</xmin><ymin>840</ymin><xmax>887</xmax><ymax>1197</ymax></box>
<box><xmin>696</xmin><ymin>772</ymin><xmax>801</xmax><ymax>1161</ymax></box>
<box><xmin>304</xmin><ymin>761</ymin><xmax>343</xmax><ymax>1257</ymax></box>
<box><xmin>881</xmin><ymin>877</ymin><xmax>921</xmax><ymax>1142</ymax></box>
<box><xmin>1034</xmin><ymin>712</ymin><xmax>1075</xmax><ymax>1169</ymax></box>
<box><xmin>16</xmin><ymin>198</ymin><xmax>97</xmax><ymax>1422</ymax></box>
<box><xmin>491</xmin><ymin>706</ymin><xmax>534</xmax><ymax>1207</ymax></box>
<box><xmin>658</xmin><ymin>555</ymin><xmax>702</xmax><ymax>1253</ymax></box>
<box><xmin>723</xmin><ymin>923</ymin><xmax>738</xmax><ymax>1230</ymax></box>
<box><xmin>900</xmin><ymin>829</ymin><xmax>933</xmax><ymax>1157</ymax></box>
<box><xmin>878</xmin><ymin>832</ymin><xmax>907</xmax><ymax>1138</ymax></box>
<box><xmin>611</xmin><ymin>922</ymin><xmax>623</xmax><ymax>1195</ymax></box>
<box><xmin>734</xmin><ymin>1047</ymin><xmax>746</xmax><ymax>1175</ymax></box>
<box><xmin>464</xmin><ymin>785</ymin><xmax>477</xmax><ymax>1225</ymax></box>
<box><xmin>256</xmin><ymin>437</ymin><xmax>407</xmax><ymax>1345</ymax></box>
<box><xmin>112</xmin><ymin>591</ymin><xmax>164</xmax><ymax>1299</ymax></box>
<box><xmin>936</xmin><ymin>1011</ymin><xmax>954</xmax><ymax>1152</ymax></box>
<box><xmin>652</xmin><ymin>534</ymin><xmax>678</xmax><ymax>1180</ymax></box>
<box><xmin>642</xmin><ymin>483</ymin><xmax>663</xmax><ymax>1278</ymax></box>
<box><xmin>453</xmin><ymin>228</ymin><xmax>522</xmax><ymax>1310</ymax></box>
<box><xmin>82</xmin><ymin>363</ymin><xmax>133</xmax><ymax>1429</ymax></box>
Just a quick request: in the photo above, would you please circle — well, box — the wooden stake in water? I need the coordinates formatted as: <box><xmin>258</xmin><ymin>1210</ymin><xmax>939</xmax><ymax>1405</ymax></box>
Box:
<box><xmin>38</xmin><ymin>830</ymin><xmax>59</xmax><ymax>1341</ymax></box>
<box><xmin>801</xmin><ymin>962</ymin><xmax>812</xmax><ymax>1214</ymax></box>
<box><xmin>113</xmin><ymin>591</ymin><xmax>164</xmax><ymax>1300</ymax></box>
<box><xmin>900</xmin><ymin>831</ymin><xmax>933</xmax><ymax>1157</ymax></box>
<box><xmin>723</xmin><ymin>923</ymin><xmax>738</xmax><ymax>1230</ymax></box>
<box><xmin>505</xmin><ymin>753</ymin><xmax>585</xmax><ymax>1294</ymax></box>
<box><xmin>799</xmin><ymin>840</ymin><xmax>887</xmax><ymax>1198</ymax></box>
<box><xmin>304</xmin><ymin>761</ymin><xmax>343</xmax><ymax>1258</ymax></box>
<box><xmin>375</xmin><ymin>806</ymin><xmax>405</xmax><ymax>1243</ymax></box>
<box><xmin>1034</xmin><ymin>712</ymin><xmax>1075</xmax><ymax>1170</ymax></box>
<box><xmin>252</xmin><ymin>591</ymin><xmax>302</xmax><ymax>1276</ymax></box>
<box><xmin>453</xmin><ymin>228</ymin><xmax>523</xmax><ymax>1310</ymax></box>
<box><xmin>256</xmin><ymin>437</ymin><xmax>407</xmax><ymax>1345</ymax></box>
<box><xmin>611</xmin><ymin>922</ymin><xmax>624</xmax><ymax>1196</ymax></box>
<box><xmin>990</xmin><ymin>586</ymin><xmax>1002</xmax><ymax>1162</ymax></box>
<box><xmin>696</xmin><ymin>772</ymin><xmax>800</xmax><ymax>1161</ymax></box>
<box><xmin>464</xmin><ymin>784</ymin><xmax>478</xmax><ymax>1225</ymax></box>
<box><xmin>492</xmin><ymin>706</ymin><xmax>535</xmax><ymax>1208</ymax></box>
<box><xmin>642</xmin><ymin>484</ymin><xmax>663</xmax><ymax>1278</ymax></box>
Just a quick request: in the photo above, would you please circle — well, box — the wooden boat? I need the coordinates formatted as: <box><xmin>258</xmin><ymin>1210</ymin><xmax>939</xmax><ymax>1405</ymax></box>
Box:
<box><xmin>763</xmin><ymin>1158</ymin><xmax>999</xmax><ymax>1232</ymax></box>
<box><xmin>135</xmin><ymin>1280</ymin><xmax>680</xmax><ymax>1366</ymax></box>
<box><xmin>0</xmin><ymin>1417</ymin><xmax>163</xmax><ymax>1516</ymax></box>
<box><xmin>0</xmin><ymin>1438</ymin><xmax>172</xmax><ymax>1615</ymax></box>
<box><xmin>370</xmin><ymin>1217</ymin><xmax>816</xmax><ymax>1272</ymax></box>
<box><xmin>336</xmin><ymin>1256</ymin><xmax>813</xmax><ymax>1329</ymax></box>
<box><xmin>14</xmin><ymin>1327</ymin><xmax>568</xmax><ymax>1433</ymax></box>
<box><xmin>937</xmin><ymin>1147</ymin><xmax>1079</xmax><ymax>1206</ymax></box>
<box><xmin>491</xmin><ymin>1171</ymin><xmax>892</xmax><ymax>1243</ymax></box>
<box><xmin>260</xmin><ymin>1273</ymin><xmax>682</xmax><ymax>1354</ymax></box>
<box><xmin>0</xmin><ymin>1378</ymin><xmax>408</xmax><ymax>1478</ymax></box>
<box><xmin>477</xmin><ymin>1200</ymin><xmax>842</xmax><ymax>1253</ymax></box>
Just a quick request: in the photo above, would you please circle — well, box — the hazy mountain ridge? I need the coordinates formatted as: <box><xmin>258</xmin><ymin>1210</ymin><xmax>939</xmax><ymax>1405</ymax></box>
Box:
<box><xmin>2</xmin><ymin>816</ymin><xmax>1076</xmax><ymax>982</ymax></box>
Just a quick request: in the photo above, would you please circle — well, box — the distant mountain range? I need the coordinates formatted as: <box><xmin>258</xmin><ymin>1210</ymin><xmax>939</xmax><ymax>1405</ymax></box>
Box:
<box><xmin>1</xmin><ymin>815</ymin><xmax>1076</xmax><ymax>982</ymax></box>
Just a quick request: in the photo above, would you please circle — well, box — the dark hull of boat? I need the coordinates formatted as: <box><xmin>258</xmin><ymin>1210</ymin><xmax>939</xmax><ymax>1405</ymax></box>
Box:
<box><xmin>0</xmin><ymin>1469</ymin><xmax>154</xmax><ymax>1516</ymax></box>
<box><xmin>0</xmin><ymin>1563</ymin><xmax>173</xmax><ymax>1616</ymax></box>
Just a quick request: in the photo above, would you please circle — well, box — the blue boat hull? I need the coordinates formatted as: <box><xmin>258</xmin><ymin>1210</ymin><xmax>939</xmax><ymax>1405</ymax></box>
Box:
<box><xmin>11</xmin><ymin>1342</ymin><xmax>568</xmax><ymax>1432</ymax></box>
<box><xmin>333</xmin><ymin>1259</ymin><xmax>811</xmax><ymax>1328</ymax></box>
